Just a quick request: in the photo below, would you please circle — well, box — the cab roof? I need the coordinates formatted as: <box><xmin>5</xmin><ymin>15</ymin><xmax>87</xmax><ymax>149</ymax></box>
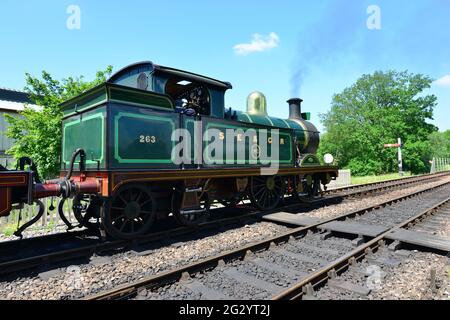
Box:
<box><xmin>108</xmin><ymin>61</ymin><xmax>232</xmax><ymax>90</ymax></box>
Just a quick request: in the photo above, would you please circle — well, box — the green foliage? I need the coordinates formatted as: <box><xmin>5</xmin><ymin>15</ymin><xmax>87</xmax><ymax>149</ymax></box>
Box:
<box><xmin>0</xmin><ymin>222</ymin><xmax>17</xmax><ymax>237</ymax></box>
<box><xmin>5</xmin><ymin>67</ymin><xmax>113</xmax><ymax>179</ymax></box>
<box><xmin>318</xmin><ymin>70</ymin><xmax>438</xmax><ymax>176</ymax></box>
<box><xmin>428</xmin><ymin>130</ymin><xmax>450</xmax><ymax>158</ymax></box>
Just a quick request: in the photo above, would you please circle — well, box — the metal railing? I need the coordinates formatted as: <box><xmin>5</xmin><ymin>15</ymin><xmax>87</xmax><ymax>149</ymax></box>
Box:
<box><xmin>0</xmin><ymin>156</ymin><xmax>13</xmax><ymax>169</ymax></box>
<box><xmin>0</xmin><ymin>198</ymin><xmax>76</xmax><ymax>233</ymax></box>
<box><xmin>430</xmin><ymin>157</ymin><xmax>450</xmax><ymax>173</ymax></box>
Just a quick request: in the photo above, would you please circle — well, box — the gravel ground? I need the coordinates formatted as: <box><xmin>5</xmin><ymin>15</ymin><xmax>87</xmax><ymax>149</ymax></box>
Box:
<box><xmin>0</xmin><ymin>222</ymin><xmax>290</xmax><ymax>300</ymax></box>
<box><xmin>315</xmin><ymin>248</ymin><xmax>450</xmax><ymax>300</ymax></box>
<box><xmin>302</xmin><ymin>176</ymin><xmax>450</xmax><ymax>220</ymax></box>
<box><xmin>369</xmin><ymin>251</ymin><xmax>450</xmax><ymax>300</ymax></box>
<box><xmin>0</xmin><ymin>225</ymin><xmax>72</xmax><ymax>243</ymax></box>
<box><xmin>351</xmin><ymin>184</ymin><xmax>450</xmax><ymax>228</ymax></box>
<box><xmin>140</xmin><ymin>232</ymin><xmax>354</xmax><ymax>300</ymax></box>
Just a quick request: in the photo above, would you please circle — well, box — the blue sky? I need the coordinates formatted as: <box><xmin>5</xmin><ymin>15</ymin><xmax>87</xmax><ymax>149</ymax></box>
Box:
<box><xmin>1</xmin><ymin>0</ymin><xmax>449</xmax><ymax>132</ymax></box>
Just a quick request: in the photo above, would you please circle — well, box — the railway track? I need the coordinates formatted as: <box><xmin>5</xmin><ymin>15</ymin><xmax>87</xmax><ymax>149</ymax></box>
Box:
<box><xmin>84</xmin><ymin>178</ymin><xmax>450</xmax><ymax>300</ymax></box>
<box><xmin>0</xmin><ymin>172</ymin><xmax>447</xmax><ymax>278</ymax></box>
<box><xmin>324</xmin><ymin>171</ymin><xmax>449</xmax><ymax>195</ymax></box>
<box><xmin>274</xmin><ymin>197</ymin><xmax>450</xmax><ymax>300</ymax></box>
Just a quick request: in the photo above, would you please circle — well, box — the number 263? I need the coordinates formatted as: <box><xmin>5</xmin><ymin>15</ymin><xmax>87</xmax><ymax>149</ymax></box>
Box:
<box><xmin>139</xmin><ymin>135</ymin><xmax>156</xmax><ymax>144</ymax></box>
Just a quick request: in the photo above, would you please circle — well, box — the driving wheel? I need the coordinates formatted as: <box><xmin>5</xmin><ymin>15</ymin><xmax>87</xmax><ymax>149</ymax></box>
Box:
<box><xmin>102</xmin><ymin>184</ymin><xmax>156</xmax><ymax>239</ymax></box>
<box><xmin>249</xmin><ymin>176</ymin><xmax>284</xmax><ymax>211</ymax></box>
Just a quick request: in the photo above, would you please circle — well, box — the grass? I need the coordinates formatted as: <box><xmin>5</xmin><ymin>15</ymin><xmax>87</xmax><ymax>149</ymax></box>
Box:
<box><xmin>0</xmin><ymin>222</ymin><xmax>18</xmax><ymax>237</ymax></box>
<box><xmin>351</xmin><ymin>172</ymin><xmax>414</xmax><ymax>185</ymax></box>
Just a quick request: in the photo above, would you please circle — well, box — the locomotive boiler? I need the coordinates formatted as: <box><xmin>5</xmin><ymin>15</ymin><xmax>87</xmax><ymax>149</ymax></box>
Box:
<box><xmin>0</xmin><ymin>61</ymin><xmax>338</xmax><ymax>239</ymax></box>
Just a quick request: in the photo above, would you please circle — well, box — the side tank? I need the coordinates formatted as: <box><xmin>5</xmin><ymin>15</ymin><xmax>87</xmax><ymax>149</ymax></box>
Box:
<box><xmin>234</xmin><ymin>92</ymin><xmax>320</xmax><ymax>155</ymax></box>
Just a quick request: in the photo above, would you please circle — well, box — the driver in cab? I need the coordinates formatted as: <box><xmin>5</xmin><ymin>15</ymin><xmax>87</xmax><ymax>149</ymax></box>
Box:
<box><xmin>175</xmin><ymin>86</ymin><xmax>209</xmax><ymax>116</ymax></box>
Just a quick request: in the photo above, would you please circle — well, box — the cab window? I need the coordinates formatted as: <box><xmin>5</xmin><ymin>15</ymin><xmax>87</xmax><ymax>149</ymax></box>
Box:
<box><xmin>165</xmin><ymin>78</ymin><xmax>211</xmax><ymax>116</ymax></box>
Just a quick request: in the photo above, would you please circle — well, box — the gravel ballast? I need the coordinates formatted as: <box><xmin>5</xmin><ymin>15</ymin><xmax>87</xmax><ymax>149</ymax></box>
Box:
<box><xmin>302</xmin><ymin>176</ymin><xmax>450</xmax><ymax>220</ymax></box>
<box><xmin>315</xmin><ymin>249</ymin><xmax>450</xmax><ymax>300</ymax></box>
<box><xmin>0</xmin><ymin>222</ymin><xmax>289</xmax><ymax>300</ymax></box>
<box><xmin>139</xmin><ymin>233</ymin><xmax>354</xmax><ymax>300</ymax></box>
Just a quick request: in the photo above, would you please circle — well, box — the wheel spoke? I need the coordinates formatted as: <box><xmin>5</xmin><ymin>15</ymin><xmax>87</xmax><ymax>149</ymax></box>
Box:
<box><xmin>254</xmin><ymin>187</ymin><xmax>266</xmax><ymax>198</ymax></box>
<box><xmin>253</xmin><ymin>183</ymin><xmax>266</xmax><ymax>188</ymax></box>
<box><xmin>262</xmin><ymin>192</ymin><xmax>270</xmax><ymax>208</ymax></box>
<box><xmin>260</xmin><ymin>190</ymin><xmax>268</xmax><ymax>207</ymax></box>
<box><xmin>118</xmin><ymin>194</ymin><xmax>127</xmax><ymax>205</ymax></box>
<box><xmin>135</xmin><ymin>191</ymin><xmax>143</xmax><ymax>203</ymax></box>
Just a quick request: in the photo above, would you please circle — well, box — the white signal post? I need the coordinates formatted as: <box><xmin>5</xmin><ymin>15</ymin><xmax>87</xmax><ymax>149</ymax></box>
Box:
<box><xmin>384</xmin><ymin>138</ymin><xmax>403</xmax><ymax>176</ymax></box>
<box><xmin>397</xmin><ymin>138</ymin><xmax>403</xmax><ymax>176</ymax></box>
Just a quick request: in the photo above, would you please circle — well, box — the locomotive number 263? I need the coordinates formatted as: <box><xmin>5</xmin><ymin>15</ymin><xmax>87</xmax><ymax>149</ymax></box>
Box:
<box><xmin>139</xmin><ymin>135</ymin><xmax>157</xmax><ymax>144</ymax></box>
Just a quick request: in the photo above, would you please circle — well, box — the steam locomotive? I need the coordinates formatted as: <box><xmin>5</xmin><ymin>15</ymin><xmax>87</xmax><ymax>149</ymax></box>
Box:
<box><xmin>0</xmin><ymin>61</ymin><xmax>338</xmax><ymax>239</ymax></box>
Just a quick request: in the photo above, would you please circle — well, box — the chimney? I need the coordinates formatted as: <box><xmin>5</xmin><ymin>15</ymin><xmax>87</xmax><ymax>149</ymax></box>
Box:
<box><xmin>287</xmin><ymin>98</ymin><xmax>303</xmax><ymax>120</ymax></box>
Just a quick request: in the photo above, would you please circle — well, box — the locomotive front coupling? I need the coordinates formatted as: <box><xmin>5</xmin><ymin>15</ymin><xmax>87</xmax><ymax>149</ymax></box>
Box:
<box><xmin>0</xmin><ymin>149</ymin><xmax>101</xmax><ymax>237</ymax></box>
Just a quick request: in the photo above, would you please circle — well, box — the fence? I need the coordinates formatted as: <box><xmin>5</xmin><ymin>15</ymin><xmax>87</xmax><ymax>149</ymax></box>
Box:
<box><xmin>0</xmin><ymin>156</ymin><xmax>13</xmax><ymax>169</ymax></box>
<box><xmin>430</xmin><ymin>157</ymin><xmax>450</xmax><ymax>173</ymax></box>
<box><xmin>0</xmin><ymin>198</ymin><xmax>76</xmax><ymax>233</ymax></box>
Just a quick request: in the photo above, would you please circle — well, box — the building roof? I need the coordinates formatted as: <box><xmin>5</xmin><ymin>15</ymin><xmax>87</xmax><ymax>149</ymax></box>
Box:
<box><xmin>0</xmin><ymin>87</ymin><xmax>39</xmax><ymax>112</ymax></box>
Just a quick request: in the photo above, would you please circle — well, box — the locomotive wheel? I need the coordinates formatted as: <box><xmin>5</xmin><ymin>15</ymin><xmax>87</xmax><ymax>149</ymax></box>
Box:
<box><xmin>72</xmin><ymin>195</ymin><xmax>101</xmax><ymax>230</ymax></box>
<box><xmin>249</xmin><ymin>176</ymin><xmax>284</xmax><ymax>211</ymax></box>
<box><xmin>172</xmin><ymin>189</ymin><xmax>210</xmax><ymax>226</ymax></box>
<box><xmin>102</xmin><ymin>184</ymin><xmax>156</xmax><ymax>240</ymax></box>
<box><xmin>295</xmin><ymin>175</ymin><xmax>321</xmax><ymax>202</ymax></box>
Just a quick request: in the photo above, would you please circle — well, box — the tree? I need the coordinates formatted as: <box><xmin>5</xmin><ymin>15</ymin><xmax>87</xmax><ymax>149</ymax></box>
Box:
<box><xmin>318</xmin><ymin>70</ymin><xmax>438</xmax><ymax>176</ymax></box>
<box><xmin>5</xmin><ymin>66</ymin><xmax>113</xmax><ymax>179</ymax></box>
<box><xmin>428</xmin><ymin>130</ymin><xmax>450</xmax><ymax>158</ymax></box>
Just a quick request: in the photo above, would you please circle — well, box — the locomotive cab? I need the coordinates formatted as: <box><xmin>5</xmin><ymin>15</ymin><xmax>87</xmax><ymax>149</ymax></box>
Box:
<box><xmin>108</xmin><ymin>61</ymin><xmax>232</xmax><ymax>118</ymax></box>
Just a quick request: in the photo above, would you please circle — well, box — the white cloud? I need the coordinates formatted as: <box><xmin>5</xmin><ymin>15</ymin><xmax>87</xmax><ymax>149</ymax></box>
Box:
<box><xmin>233</xmin><ymin>32</ymin><xmax>279</xmax><ymax>56</ymax></box>
<box><xmin>434</xmin><ymin>75</ymin><xmax>450</xmax><ymax>87</ymax></box>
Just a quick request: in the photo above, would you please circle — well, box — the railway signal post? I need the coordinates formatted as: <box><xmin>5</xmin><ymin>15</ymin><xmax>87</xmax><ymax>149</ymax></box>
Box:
<box><xmin>384</xmin><ymin>138</ymin><xmax>403</xmax><ymax>176</ymax></box>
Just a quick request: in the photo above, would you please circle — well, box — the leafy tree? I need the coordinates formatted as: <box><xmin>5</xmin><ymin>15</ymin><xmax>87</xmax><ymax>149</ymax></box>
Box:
<box><xmin>428</xmin><ymin>130</ymin><xmax>450</xmax><ymax>158</ymax></box>
<box><xmin>318</xmin><ymin>70</ymin><xmax>438</xmax><ymax>176</ymax></box>
<box><xmin>5</xmin><ymin>66</ymin><xmax>113</xmax><ymax>179</ymax></box>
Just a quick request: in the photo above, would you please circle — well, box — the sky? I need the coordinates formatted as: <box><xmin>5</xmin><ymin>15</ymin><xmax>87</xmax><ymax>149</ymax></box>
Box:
<box><xmin>0</xmin><ymin>0</ymin><xmax>449</xmax><ymax>132</ymax></box>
